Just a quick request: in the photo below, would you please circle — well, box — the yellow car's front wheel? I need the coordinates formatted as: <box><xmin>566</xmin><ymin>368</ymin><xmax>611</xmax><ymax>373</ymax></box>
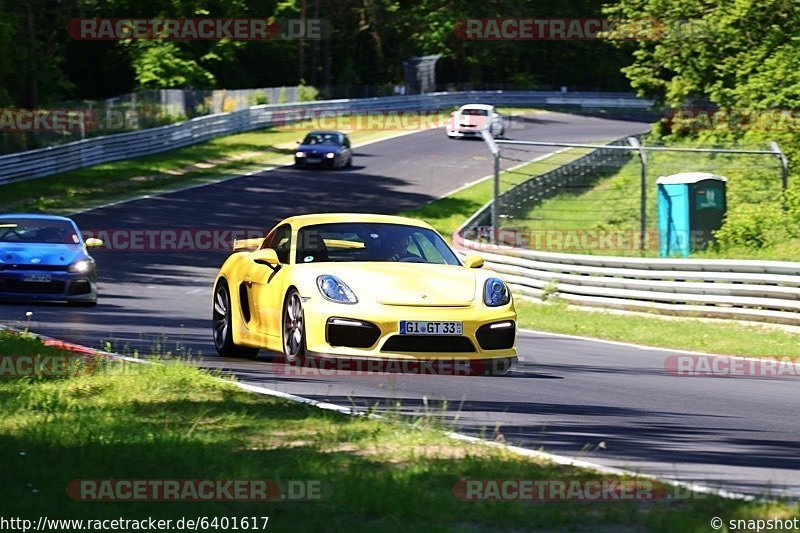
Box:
<box><xmin>282</xmin><ymin>289</ymin><xmax>307</xmax><ymax>363</ymax></box>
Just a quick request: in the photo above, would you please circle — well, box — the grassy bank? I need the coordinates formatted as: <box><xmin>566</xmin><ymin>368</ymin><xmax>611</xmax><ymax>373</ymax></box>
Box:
<box><xmin>1</xmin><ymin>331</ymin><xmax>794</xmax><ymax>531</ymax></box>
<box><xmin>508</xmin><ymin>137</ymin><xmax>793</xmax><ymax>259</ymax></box>
<box><xmin>516</xmin><ymin>300</ymin><xmax>800</xmax><ymax>357</ymax></box>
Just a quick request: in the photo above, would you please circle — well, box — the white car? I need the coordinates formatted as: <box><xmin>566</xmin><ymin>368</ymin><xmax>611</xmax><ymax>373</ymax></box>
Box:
<box><xmin>446</xmin><ymin>104</ymin><xmax>505</xmax><ymax>139</ymax></box>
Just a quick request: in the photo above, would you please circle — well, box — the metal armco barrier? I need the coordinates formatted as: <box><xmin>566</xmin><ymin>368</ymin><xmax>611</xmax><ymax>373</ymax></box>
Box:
<box><xmin>454</xmin><ymin>232</ymin><xmax>800</xmax><ymax>326</ymax></box>
<box><xmin>0</xmin><ymin>91</ymin><xmax>653</xmax><ymax>184</ymax></box>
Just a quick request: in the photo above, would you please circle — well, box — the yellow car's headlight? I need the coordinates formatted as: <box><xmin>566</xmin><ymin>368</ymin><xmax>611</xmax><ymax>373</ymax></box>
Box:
<box><xmin>317</xmin><ymin>275</ymin><xmax>358</xmax><ymax>304</ymax></box>
<box><xmin>484</xmin><ymin>277</ymin><xmax>510</xmax><ymax>307</ymax></box>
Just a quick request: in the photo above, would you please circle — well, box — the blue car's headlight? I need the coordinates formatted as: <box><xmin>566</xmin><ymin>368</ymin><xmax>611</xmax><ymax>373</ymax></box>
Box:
<box><xmin>325</xmin><ymin>152</ymin><xmax>335</xmax><ymax>159</ymax></box>
<box><xmin>317</xmin><ymin>275</ymin><xmax>358</xmax><ymax>304</ymax></box>
<box><xmin>68</xmin><ymin>260</ymin><xmax>92</xmax><ymax>273</ymax></box>
<box><xmin>295</xmin><ymin>151</ymin><xmax>306</xmax><ymax>157</ymax></box>
<box><xmin>484</xmin><ymin>277</ymin><xmax>510</xmax><ymax>307</ymax></box>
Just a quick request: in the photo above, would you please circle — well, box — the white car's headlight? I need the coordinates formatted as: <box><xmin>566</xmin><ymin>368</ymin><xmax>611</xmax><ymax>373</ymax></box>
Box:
<box><xmin>295</xmin><ymin>151</ymin><xmax>306</xmax><ymax>157</ymax></box>
<box><xmin>325</xmin><ymin>152</ymin><xmax>335</xmax><ymax>159</ymax></box>
<box><xmin>69</xmin><ymin>260</ymin><xmax>91</xmax><ymax>274</ymax></box>
<box><xmin>484</xmin><ymin>277</ymin><xmax>510</xmax><ymax>307</ymax></box>
<box><xmin>317</xmin><ymin>275</ymin><xmax>358</xmax><ymax>304</ymax></box>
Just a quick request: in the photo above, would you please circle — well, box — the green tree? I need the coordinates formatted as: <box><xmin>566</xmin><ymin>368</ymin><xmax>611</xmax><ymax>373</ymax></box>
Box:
<box><xmin>0</xmin><ymin>0</ymin><xmax>74</xmax><ymax>107</ymax></box>
<box><xmin>126</xmin><ymin>40</ymin><xmax>216</xmax><ymax>89</ymax></box>
<box><xmin>603</xmin><ymin>0</ymin><xmax>800</xmax><ymax>109</ymax></box>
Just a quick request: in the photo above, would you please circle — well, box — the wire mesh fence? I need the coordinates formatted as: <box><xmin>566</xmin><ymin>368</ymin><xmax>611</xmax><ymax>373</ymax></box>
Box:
<box><xmin>465</xmin><ymin>137</ymin><xmax>787</xmax><ymax>256</ymax></box>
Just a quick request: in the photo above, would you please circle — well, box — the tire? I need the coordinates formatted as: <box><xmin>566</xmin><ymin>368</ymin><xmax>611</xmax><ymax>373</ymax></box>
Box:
<box><xmin>213</xmin><ymin>280</ymin><xmax>259</xmax><ymax>358</ymax></box>
<box><xmin>282</xmin><ymin>289</ymin><xmax>306</xmax><ymax>364</ymax></box>
<box><xmin>345</xmin><ymin>155</ymin><xmax>353</xmax><ymax>168</ymax></box>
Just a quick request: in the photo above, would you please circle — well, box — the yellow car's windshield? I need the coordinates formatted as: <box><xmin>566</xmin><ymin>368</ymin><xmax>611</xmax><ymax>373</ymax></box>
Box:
<box><xmin>296</xmin><ymin>223</ymin><xmax>460</xmax><ymax>265</ymax></box>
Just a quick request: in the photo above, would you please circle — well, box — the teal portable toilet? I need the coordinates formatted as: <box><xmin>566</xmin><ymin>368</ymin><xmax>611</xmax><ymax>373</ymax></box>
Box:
<box><xmin>657</xmin><ymin>172</ymin><xmax>727</xmax><ymax>257</ymax></box>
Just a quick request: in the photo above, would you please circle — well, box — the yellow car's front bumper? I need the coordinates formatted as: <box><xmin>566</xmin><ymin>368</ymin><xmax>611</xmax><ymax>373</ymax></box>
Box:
<box><xmin>301</xmin><ymin>296</ymin><xmax>517</xmax><ymax>361</ymax></box>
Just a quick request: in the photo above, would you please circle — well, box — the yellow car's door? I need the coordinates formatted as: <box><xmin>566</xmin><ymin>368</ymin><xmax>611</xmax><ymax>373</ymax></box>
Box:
<box><xmin>250</xmin><ymin>224</ymin><xmax>293</xmax><ymax>340</ymax></box>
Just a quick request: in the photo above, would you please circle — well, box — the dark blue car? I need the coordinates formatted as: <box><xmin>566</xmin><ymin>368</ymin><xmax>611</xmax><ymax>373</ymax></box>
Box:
<box><xmin>294</xmin><ymin>131</ymin><xmax>353</xmax><ymax>169</ymax></box>
<box><xmin>0</xmin><ymin>214</ymin><xmax>103</xmax><ymax>305</ymax></box>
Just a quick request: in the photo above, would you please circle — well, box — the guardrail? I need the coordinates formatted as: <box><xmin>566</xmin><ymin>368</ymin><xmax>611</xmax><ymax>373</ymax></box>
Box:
<box><xmin>454</xmin><ymin>235</ymin><xmax>800</xmax><ymax>325</ymax></box>
<box><xmin>0</xmin><ymin>90</ymin><xmax>653</xmax><ymax>185</ymax></box>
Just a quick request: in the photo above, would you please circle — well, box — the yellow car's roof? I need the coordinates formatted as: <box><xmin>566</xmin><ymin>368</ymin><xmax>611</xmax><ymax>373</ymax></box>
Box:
<box><xmin>281</xmin><ymin>213</ymin><xmax>434</xmax><ymax>230</ymax></box>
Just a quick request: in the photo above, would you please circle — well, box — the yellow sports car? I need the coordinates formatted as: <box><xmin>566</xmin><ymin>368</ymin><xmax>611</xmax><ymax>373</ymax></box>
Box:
<box><xmin>212</xmin><ymin>213</ymin><xmax>517</xmax><ymax>375</ymax></box>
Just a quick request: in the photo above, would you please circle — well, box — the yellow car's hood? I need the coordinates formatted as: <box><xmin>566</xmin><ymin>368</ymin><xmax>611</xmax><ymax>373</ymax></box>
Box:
<box><xmin>298</xmin><ymin>262</ymin><xmax>477</xmax><ymax>306</ymax></box>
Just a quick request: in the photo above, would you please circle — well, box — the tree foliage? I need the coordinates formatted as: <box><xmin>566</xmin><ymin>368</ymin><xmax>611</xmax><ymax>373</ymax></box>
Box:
<box><xmin>0</xmin><ymin>0</ymin><xmax>634</xmax><ymax>107</ymax></box>
<box><xmin>603</xmin><ymin>0</ymin><xmax>800</xmax><ymax>109</ymax></box>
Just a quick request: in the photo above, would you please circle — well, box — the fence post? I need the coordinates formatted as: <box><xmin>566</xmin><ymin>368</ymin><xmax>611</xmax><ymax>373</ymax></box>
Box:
<box><xmin>481</xmin><ymin>129</ymin><xmax>501</xmax><ymax>244</ymax></box>
<box><xmin>770</xmin><ymin>140</ymin><xmax>789</xmax><ymax>188</ymax></box>
<box><xmin>769</xmin><ymin>142</ymin><xmax>789</xmax><ymax>211</ymax></box>
<box><xmin>628</xmin><ymin>136</ymin><xmax>647</xmax><ymax>253</ymax></box>
<box><xmin>492</xmin><ymin>152</ymin><xmax>500</xmax><ymax>244</ymax></box>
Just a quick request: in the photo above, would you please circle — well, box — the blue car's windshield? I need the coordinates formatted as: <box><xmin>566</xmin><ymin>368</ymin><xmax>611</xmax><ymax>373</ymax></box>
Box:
<box><xmin>295</xmin><ymin>223</ymin><xmax>460</xmax><ymax>265</ymax></box>
<box><xmin>0</xmin><ymin>218</ymin><xmax>79</xmax><ymax>244</ymax></box>
<box><xmin>302</xmin><ymin>133</ymin><xmax>341</xmax><ymax>146</ymax></box>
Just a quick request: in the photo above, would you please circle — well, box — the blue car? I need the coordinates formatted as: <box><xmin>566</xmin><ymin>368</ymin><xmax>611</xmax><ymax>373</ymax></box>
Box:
<box><xmin>294</xmin><ymin>131</ymin><xmax>353</xmax><ymax>169</ymax></box>
<box><xmin>0</xmin><ymin>214</ymin><xmax>104</xmax><ymax>305</ymax></box>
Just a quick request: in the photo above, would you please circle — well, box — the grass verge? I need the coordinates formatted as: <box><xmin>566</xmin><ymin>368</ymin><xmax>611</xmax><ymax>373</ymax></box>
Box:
<box><xmin>1</xmin><ymin>330</ymin><xmax>795</xmax><ymax>531</ymax></box>
<box><xmin>516</xmin><ymin>300</ymin><xmax>800</xmax><ymax>357</ymax></box>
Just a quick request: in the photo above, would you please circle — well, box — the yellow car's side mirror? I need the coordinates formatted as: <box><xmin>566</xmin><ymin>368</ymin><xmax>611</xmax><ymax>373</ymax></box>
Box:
<box><xmin>85</xmin><ymin>237</ymin><xmax>104</xmax><ymax>248</ymax></box>
<box><xmin>464</xmin><ymin>253</ymin><xmax>484</xmax><ymax>268</ymax></box>
<box><xmin>252</xmin><ymin>248</ymin><xmax>280</xmax><ymax>266</ymax></box>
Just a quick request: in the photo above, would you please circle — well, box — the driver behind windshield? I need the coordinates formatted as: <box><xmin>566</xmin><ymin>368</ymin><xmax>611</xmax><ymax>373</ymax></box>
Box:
<box><xmin>304</xmin><ymin>133</ymin><xmax>338</xmax><ymax>145</ymax></box>
<box><xmin>381</xmin><ymin>232</ymin><xmax>420</xmax><ymax>262</ymax></box>
<box><xmin>0</xmin><ymin>220</ymin><xmax>76</xmax><ymax>244</ymax></box>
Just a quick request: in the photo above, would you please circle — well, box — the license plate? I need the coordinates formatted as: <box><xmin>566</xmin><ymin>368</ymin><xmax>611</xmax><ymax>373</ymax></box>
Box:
<box><xmin>399</xmin><ymin>321</ymin><xmax>462</xmax><ymax>335</ymax></box>
<box><xmin>23</xmin><ymin>274</ymin><xmax>51</xmax><ymax>283</ymax></box>
<box><xmin>306</xmin><ymin>157</ymin><xmax>322</xmax><ymax>163</ymax></box>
